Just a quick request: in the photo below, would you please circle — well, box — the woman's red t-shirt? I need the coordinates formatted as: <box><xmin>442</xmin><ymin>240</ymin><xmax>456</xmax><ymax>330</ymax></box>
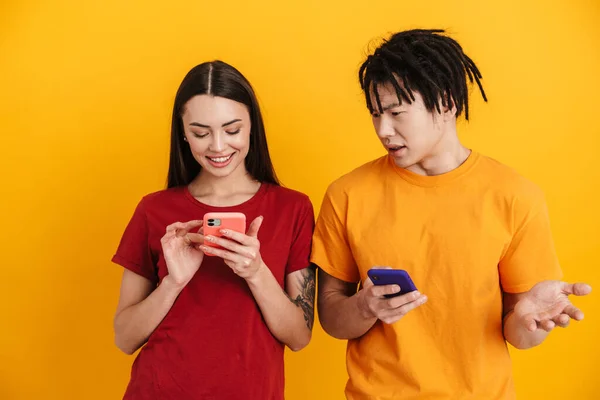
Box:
<box><xmin>112</xmin><ymin>183</ymin><xmax>314</xmax><ymax>400</ymax></box>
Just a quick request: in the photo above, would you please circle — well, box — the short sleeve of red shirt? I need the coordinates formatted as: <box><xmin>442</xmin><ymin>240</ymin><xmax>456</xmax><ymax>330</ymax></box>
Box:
<box><xmin>285</xmin><ymin>196</ymin><xmax>315</xmax><ymax>275</ymax></box>
<box><xmin>111</xmin><ymin>197</ymin><xmax>158</xmax><ymax>284</ymax></box>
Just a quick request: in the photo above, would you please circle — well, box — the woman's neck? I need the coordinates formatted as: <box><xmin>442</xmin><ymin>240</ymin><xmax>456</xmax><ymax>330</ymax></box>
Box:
<box><xmin>188</xmin><ymin>168</ymin><xmax>261</xmax><ymax>207</ymax></box>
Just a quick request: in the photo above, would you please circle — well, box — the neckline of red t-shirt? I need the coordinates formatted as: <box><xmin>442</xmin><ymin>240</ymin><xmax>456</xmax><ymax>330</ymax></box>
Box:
<box><xmin>182</xmin><ymin>182</ymin><xmax>270</xmax><ymax>212</ymax></box>
<box><xmin>389</xmin><ymin>150</ymin><xmax>481</xmax><ymax>188</ymax></box>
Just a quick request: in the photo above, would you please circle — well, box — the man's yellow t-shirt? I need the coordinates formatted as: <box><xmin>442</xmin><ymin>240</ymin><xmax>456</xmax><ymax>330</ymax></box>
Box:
<box><xmin>311</xmin><ymin>151</ymin><xmax>562</xmax><ymax>400</ymax></box>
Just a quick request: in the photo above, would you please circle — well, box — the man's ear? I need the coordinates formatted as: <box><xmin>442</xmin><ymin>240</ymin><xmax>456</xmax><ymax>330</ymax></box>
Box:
<box><xmin>439</xmin><ymin>93</ymin><xmax>457</xmax><ymax>121</ymax></box>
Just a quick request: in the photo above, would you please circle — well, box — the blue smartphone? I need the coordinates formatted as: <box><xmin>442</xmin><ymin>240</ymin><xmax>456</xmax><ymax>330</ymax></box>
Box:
<box><xmin>367</xmin><ymin>269</ymin><xmax>418</xmax><ymax>298</ymax></box>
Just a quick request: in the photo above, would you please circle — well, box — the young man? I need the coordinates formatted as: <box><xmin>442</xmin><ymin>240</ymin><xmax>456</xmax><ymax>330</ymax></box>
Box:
<box><xmin>311</xmin><ymin>29</ymin><xmax>592</xmax><ymax>399</ymax></box>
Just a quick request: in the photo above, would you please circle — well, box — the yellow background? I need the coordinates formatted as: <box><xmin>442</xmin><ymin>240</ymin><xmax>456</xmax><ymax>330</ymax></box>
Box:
<box><xmin>1</xmin><ymin>0</ymin><xmax>598</xmax><ymax>398</ymax></box>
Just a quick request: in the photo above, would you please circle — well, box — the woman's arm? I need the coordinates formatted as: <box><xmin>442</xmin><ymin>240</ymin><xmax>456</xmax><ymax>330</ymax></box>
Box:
<box><xmin>114</xmin><ymin>219</ymin><xmax>205</xmax><ymax>354</ymax></box>
<box><xmin>199</xmin><ymin>215</ymin><xmax>316</xmax><ymax>351</ymax></box>
<box><xmin>245</xmin><ymin>264</ymin><xmax>315</xmax><ymax>351</ymax></box>
<box><xmin>113</xmin><ymin>270</ymin><xmax>184</xmax><ymax>354</ymax></box>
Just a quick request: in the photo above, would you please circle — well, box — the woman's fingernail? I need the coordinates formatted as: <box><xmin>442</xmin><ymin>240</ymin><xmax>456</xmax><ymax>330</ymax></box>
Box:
<box><xmin>220</xmin><ymin>229</ymin><xmax>228</xmax><ymax>235</ymax></box>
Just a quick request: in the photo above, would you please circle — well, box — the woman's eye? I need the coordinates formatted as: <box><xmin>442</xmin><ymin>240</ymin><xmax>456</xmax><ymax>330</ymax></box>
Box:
<box><xmin>193</xmin><ymin>132</ymin><xmax>209</xmax><ymax>138</ymax></box>
<box><xmin>226</xmin><ymin>129</ymin><xmax>241</xmax><ymax>135</ymax></box>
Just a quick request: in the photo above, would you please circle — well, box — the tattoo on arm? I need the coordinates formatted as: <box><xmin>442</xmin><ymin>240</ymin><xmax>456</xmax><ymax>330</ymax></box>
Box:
<box><xmin>287</xmin><ymin>266</ymin><xmax>316</xmax><ymax>330</ymax></box>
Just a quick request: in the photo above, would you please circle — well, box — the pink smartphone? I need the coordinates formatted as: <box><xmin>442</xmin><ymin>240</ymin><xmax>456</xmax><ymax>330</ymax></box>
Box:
<box><xmin>202</xmin><ymin>212</ymin><xmax>246</xmax><ymax>255</ymax></box>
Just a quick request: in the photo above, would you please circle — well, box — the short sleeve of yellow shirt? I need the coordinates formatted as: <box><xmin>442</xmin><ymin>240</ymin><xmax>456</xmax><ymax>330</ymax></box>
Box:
<box><xmin>311</xmin><ymin>180</ymin><xmax>361</xmax><ymax>283</ymax></box>
<box><xmin>498</xmin><ymin>198</ymin><xmax>562</xmax><ymax>292</ymax></box>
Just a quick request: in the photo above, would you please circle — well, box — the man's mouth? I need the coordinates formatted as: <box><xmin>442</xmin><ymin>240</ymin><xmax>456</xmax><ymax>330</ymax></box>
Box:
<box><xmin>388</xmin><ymin>145</ymin><xmax>406</xmax><ymax>151</ymax></box>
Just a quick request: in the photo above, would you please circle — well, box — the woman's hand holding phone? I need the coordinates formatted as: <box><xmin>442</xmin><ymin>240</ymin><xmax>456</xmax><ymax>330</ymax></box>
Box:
<box><xmin>201</xmin><ymin>216</ymin><xmax>265</xmax><ymax>281</ymax></box>
<box><xmin>357</xmin><ymin>267</ymin><xmax>428</xmax><ymax>325</ymax></box>
<box><xmin>160</xmin><ymin>220</ymin><xmax>205</xmax><ymax>289</ymax></box>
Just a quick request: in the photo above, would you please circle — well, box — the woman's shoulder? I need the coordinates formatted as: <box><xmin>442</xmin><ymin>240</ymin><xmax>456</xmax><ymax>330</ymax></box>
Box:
<box><xmin>263</xmin><ymin>183</ymin><xmax>312</xmax><ymax>207</ymax></box>
<box><xmin>136</xmin><ymin>186</ymin><xmax>187</xmax><ymax>210</ymax></box>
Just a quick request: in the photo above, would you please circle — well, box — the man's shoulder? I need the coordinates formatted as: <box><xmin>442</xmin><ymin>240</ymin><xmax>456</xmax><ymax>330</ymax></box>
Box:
<box><xmin>325</xmin><ymin>156</ymin><xmax>389</xmax><ymax>197</ymax></box>
<box><xmin>477</xmin><ymin>153</ymin><xmax>546</xmax><ymax>207</ymax></box>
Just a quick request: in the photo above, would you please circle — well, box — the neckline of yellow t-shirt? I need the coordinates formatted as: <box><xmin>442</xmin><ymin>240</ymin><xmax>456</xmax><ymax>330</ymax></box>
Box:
<box><xmin>388</xmin><ymin>150</ymin><xmax>481</xmax><ymax>188</ymax></box>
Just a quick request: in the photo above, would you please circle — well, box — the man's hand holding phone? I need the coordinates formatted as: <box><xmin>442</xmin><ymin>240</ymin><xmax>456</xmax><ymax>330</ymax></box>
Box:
<box><xmin>357</xmin><ymin>267</ymin><xmax>428</xmax><ymax>325</ymax></box>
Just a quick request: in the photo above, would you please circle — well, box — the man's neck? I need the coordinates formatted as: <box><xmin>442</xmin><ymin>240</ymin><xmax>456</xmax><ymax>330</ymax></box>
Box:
<box><xmin>407</xmin><ymin>132</ymin><xmax>470</xmax><ymax>176</ymax></box>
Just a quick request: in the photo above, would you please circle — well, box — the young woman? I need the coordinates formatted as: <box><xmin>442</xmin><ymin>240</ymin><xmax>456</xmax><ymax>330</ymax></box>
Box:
<box><xmin>112</xmin><ymin>60</ymin><xmax>315</xmax><ymax>400</ymax></box>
